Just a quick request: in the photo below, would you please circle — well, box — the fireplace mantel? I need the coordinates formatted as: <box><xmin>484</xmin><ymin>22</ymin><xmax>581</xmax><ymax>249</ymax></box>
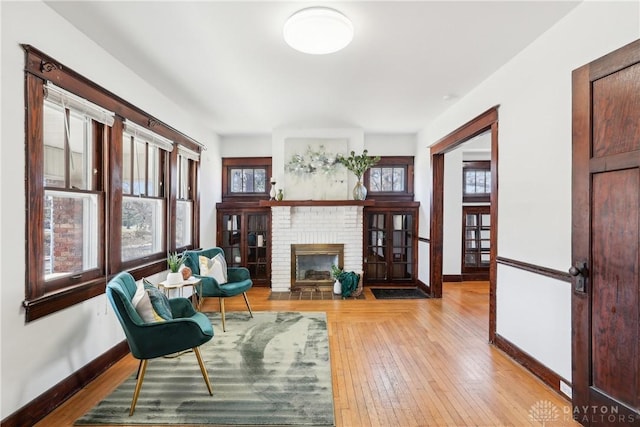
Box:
<box><xmin>259</xmin><ymin>200</ymin><xmax>374</xmax><ymax>207</ymax></box>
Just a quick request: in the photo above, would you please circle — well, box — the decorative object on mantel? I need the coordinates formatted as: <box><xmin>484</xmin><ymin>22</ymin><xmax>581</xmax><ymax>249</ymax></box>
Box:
<box><xmin>285</xmin><ymin>144</ymin><xmax>340</xmax><ymax>177</ymax></box>
<box><xmin>284</xmin><ymin>139</ymin><xmax>348</xmax><ymax>200</ymax></box>
<box><xmin>277</xmin><ymin>189</ymin><xmax>284</xmax><ymax>201</ymax></box>
<box><xmin>166</xmin><ymin>251</ymin><xmax>185</xmax><ymax>285</ymax></box>
<box><xmin>336</xmin><ymin>149</ymin><xmax>381</xmax><ymax>200</ymax></box>
<box><xmin>269</xmin><ymin>177</ymin><xmax>277</xmax><ymax>200</ymax></box>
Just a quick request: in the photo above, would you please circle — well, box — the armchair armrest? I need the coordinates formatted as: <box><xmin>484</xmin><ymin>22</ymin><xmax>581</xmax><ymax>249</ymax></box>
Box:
<box><xmin>128</xmin><ymin>316</ymin><xmax>212</xmax><ymax>359</ymax></box>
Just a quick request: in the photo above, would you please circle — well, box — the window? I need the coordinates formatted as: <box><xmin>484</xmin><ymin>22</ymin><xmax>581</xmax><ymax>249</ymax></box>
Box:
<box><xmin>364</xmin><ymin>156</ymin><xmax>414</xmax><ymax>201</ymax></box>
<box><xmin>222</xmin><ymin>157</ymin><xmax>272</xmax><ymax>201</ymax></box>
<box><xmin>40</xmin><ymin>85</ymin><xmax>111</xmax><ymax>294</ymax></box>
<box><xmin>24</xmin><ymin>45</ymin><xmax>202</xmax><ymax>321</ymax></box>
<box><xmin>463</xmin><ymin>161</ymin><xmax>491</xmax><ymax>203</ymax></box>
<box><xmin>176</xmin><ymin>146</ymin><xmax>200</xmax><ymax>250</ymax></box>
<box><xmin>121</xmin><ymin>122</ymin><xmax>171</xmax><ymax>263</ymax></box>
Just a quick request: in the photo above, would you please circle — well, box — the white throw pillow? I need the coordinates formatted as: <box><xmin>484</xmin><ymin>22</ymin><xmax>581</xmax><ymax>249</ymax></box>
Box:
<box><xmin>199</xmin><ymin>253</ymin><xmax>228</xmax><ymax>284</ymax></box>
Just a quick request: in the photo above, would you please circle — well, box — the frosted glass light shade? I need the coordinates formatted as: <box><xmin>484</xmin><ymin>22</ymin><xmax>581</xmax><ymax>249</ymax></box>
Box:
<box><xmin>283</xmin><ymin>7</ymin><xmax>354</xmax><ymax>55</ymax></box>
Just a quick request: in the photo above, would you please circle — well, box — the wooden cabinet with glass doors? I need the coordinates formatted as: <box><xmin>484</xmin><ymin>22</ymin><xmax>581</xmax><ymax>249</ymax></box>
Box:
<box><xmin>216</xmin><ymin>205</ymin><xmax>270</xmax><ymax>286</ymax></box>
<box><xmin>363</xmin><ymin>203</ymin><xmax>419</xmax><ymax>284</ymax></box>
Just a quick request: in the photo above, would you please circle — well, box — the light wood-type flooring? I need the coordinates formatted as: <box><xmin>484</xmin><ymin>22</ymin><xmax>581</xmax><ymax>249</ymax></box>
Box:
<box><xmin>36</xmin><ymin>282</ymin><xmax>579</xmax><ymax>427</ymax></box>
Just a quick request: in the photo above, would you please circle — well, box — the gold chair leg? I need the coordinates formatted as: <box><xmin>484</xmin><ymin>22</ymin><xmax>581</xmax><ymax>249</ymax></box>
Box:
<box><xmin>196</xmin><ymin>283</ymin><xmax>204</xmax><ymax>311</ymax></box>
<box><xmin>243</xmin><ymin>292</ymin><xmax>254</xmax><ymax>318</ymax></box>
<box><xmin>130</xmin><ymin>359</ymin><xmax>148</xmax><ymax>416</ymax></box>
<box><xmin>220</xmin><ymin>298</ymin><xmax>226</xmax><ymax>332</ymax></box>
<box><xmin>193</xmin><ymin>346</ymin><xmax>213</xmax><ymax>395</ymax></box>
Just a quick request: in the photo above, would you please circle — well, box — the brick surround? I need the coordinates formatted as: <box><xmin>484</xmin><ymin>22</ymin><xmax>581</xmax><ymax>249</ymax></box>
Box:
<box><xmin>270</xmin><ymin>205</ymin><xmax>363</xmax><ymax>291</ymax></box>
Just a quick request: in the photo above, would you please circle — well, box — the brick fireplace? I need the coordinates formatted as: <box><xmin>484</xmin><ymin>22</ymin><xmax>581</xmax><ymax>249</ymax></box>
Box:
<box><xmin>268</xmin><ymin>202</ymin><xmax>366</xmax><ymax>292</ymax></box>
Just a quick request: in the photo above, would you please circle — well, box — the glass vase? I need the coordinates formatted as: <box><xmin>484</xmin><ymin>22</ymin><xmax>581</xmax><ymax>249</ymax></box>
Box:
<box><xmin>353</xmin><ymin>180</ymin><xmax>367</xmax><ymax>200</ymax></box>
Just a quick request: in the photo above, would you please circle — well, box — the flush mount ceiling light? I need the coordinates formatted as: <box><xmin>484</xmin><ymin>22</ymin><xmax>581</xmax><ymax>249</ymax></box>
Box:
<box><xmin>283</xmin><ymin>7</ymin><xmax>354</xmax><ymax>55</ymax></box>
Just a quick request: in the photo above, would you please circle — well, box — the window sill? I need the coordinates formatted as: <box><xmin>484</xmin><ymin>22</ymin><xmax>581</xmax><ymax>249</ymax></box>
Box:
<box><xmin>23</xmin><ymin>278</ymin><xmax>106</xmax><ymax>322</ymax></box>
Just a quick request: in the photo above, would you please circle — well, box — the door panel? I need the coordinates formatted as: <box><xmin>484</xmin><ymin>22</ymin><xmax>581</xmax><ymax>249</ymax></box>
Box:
<box><xmin>591</xmin><ymin>169</ymin><xmax>639</xmax><ymax>410</ymax></box>
<box><xmin>572</xmin><ymin>38</ymin><xmax>640</xmax><ymax>426</ymax></box>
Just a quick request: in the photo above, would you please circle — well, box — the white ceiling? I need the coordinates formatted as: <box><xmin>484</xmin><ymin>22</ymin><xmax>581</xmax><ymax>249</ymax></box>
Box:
<box><xmin>45</xmin><ymin>1</ymin><xmax>580</xmax><ymax>136</ymax></box>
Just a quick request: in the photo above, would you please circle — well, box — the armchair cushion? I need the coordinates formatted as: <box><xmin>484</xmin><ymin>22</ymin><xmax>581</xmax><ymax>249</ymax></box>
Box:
<box><xmin>199</xmin><ymin>254</ymin><xmax>227</xmax><ymax>284</ymax></box>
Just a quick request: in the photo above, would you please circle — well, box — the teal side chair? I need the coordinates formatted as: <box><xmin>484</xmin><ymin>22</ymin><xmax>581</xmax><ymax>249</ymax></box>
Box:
<box><xmin>183</xmin><ymin>247</ymin><xmax>253</xmax><ymax>332</ymax></box>
<box><xmin>106</xmin><ymin>272</ymin><xmax>214</xmax><ymax>415</ymax></box>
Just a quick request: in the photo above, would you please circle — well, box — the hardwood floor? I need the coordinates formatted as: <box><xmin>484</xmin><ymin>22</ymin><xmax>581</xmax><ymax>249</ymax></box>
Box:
<box><xmin>36</xmin><ymin>282</ymin><xmax>578</xmax><ymax>426</ymax></box>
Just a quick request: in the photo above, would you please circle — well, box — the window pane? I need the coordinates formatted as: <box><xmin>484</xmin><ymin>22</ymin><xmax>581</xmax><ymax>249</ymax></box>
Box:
<box><xmin>370</xmin><ymin>167</ymin><xmax>382</xmax><ymax>192</ymax></box>
<box><xmin>485</xmin><ymin>171</ymin><xmax>492</xmax><ymax>193</ymax></box>
<box><xmin>133</xmin><ymin>139</ymin><xmax>146</xmax><ymax>195</ymax></box>
<box><xmin>466</xmin><ymin>215</ymin><xmax>477</xmax><ymax>226</ymax></box>
<box><xmin>381</xmin><ymin>167</ymin><xmax>393</xmax><ymax>191</ymax></box>
<box><xmin>43</xmin><ymin>102</ymin><xmax>66</xmax><ymax>187</ymax></box>
<box><xmin>44</xmin><ymin>191</ymin><xmax>98</xmax><ymax>279</ymax></box>
<box><xmin>68</xmin><ymin>111</ymin><xmax>90</xmax><ymax>190</ymax></box>
<box><xmin>122</xmin><ymin>135</ymin><xmax>132</xmax><ymax>194</ymax></box>
<box><xmin>230</xmin><ymin>169</ymin><xmax>243</xmax><ymax>193</ymax></box>
<box><xmin>178</xmin><ymin>156</ymin><xmax>189</xmax><ymax>199</ymax></box>
<box><xmin>254</xmin><ymin>168</ymin><xmax>266</xmax><ymax>192</ymax></box>
<box><xmin>148</xmin><ymin>145</ymin><xmax>160</xmax><ymax>197</ymax></box>
<box><xmin>176</xmin><ymin>200</ymin><xmax>192</xmax><ymax>248</ymax></box>
<box><xmin>475</xmin><ymin>171</ymin><xmax>485</xmax><ymax>191</ymax></box>
<box><xmin>392</xmin><ymin>167</ymin><xmax>405</xmax><ymax>191</ymax></box>
<box><xmin>243</xmin><ymin>169</ymin><xmax>254</xmax><ymax>192</ymax></box>
<box><xmin>121</xmin><ymin>197</ymin><xmax>164</xmax><ymax>261</ymax></box>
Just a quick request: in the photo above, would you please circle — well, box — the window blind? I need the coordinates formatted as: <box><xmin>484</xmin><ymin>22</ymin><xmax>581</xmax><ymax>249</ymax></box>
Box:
<box><xmin>123</xmin><ymin>120</ymin><xmax>174</xmax><ymax>152</ymax></box>
<box><xmin>178</xmin><ymin>145</ymin><xmax>200</xmax><ymax>162</ymax></box>
<box><xmin>44</xmin><ymin>83</ymin><xmax>115</xmax><ymax>127</ymax></box>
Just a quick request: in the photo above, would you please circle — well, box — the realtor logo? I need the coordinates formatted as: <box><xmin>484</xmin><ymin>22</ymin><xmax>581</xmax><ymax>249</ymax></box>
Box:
<box><xmin>529</xmin><ymin>400</ymin><xmax>561</xmax><ymax>425</ymax></box>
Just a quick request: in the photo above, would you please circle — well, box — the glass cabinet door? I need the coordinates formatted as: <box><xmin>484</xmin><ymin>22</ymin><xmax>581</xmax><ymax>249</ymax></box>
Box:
<box><xmin>462</xmin><ymin>206</ymin><xmax>490</xmax><ymax>273</ymax></box>
<box><xmin>390</xmin><ymin>214</ymin><xmax>413</xmax><ymax>280</ymax></box>
<box><xmin>246</xmin><ymin>213</ymin><xmax>269</xmax><ymax>280</ymax></box>
<box><xmin>366</xmin><ymin>213</ymin><xmax>387</xmax><ymax>280</ymax></box>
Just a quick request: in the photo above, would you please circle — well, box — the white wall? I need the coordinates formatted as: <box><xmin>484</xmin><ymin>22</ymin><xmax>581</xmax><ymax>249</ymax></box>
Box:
<box><xmin>443</xmin><ymin>134</ymin><xmax>491</xmax><ymax>276</ymax></box>
<box><xmin>0</xmin><ymin>1</ymin><xmax>217</xmax><ymax>418</ymax></box>
<box><xmin>443</xmin><ymin>148</ymin><xmax>463</xmax><ymax>275</ymax></box>
<box><xmin>415</xmin><ymin>1</ymin><xmax>639</xmax><ymax>381</ymax></box>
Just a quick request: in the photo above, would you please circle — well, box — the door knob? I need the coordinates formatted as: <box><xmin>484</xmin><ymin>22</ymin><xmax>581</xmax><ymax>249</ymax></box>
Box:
<box><xmin>569</xmin><ymin>262</ymin><xmax>588</xmax><ymax>293</ymax></box>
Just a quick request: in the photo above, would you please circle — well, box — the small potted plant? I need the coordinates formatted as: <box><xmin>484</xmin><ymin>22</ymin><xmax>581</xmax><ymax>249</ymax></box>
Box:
<box><xmin>331</xmin><ymin>265</ymin><xmax>344</xmax><ymax>295</ymax></box>
<box><xmin>166</xmin><ymin>251</ymin><xmax>185</xmax><ymax>284</ymax></box>
<box><xmin>336</xmin><ymin>149</ymin><xmax>381</xmax><ymax>200</ymax></box>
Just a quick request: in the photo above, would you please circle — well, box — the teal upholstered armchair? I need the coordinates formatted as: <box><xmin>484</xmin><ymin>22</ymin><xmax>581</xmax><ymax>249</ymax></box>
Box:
<box><xmin>106</xmin><ymin>272</ymin><xmax>214</xmax><ymax>415</ymax></box>
<box><xmin>183</xmin><ymin>247</ymin><xmax>253</xmax><ymax>332</ymax></box>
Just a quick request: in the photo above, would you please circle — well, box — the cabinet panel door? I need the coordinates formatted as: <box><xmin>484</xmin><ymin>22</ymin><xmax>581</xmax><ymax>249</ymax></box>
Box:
<box><xmin>221</xmin><ymin>213</ymin><xmax>242</xmax><ymax>267</ymax></box>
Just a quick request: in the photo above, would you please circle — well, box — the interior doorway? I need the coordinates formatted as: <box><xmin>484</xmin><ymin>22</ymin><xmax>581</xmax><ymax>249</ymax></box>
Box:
<box><xmin>429</xmin><ymin>106</ymin><xmax>499</xmax><ymax>342</ymax></box>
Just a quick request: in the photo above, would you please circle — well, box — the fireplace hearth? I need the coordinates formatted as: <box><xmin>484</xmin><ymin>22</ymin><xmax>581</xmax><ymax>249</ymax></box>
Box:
<box><xmin>291</xmin><ymin>244</ymin><xmax>344</xmax><ymax>291</ymax></box>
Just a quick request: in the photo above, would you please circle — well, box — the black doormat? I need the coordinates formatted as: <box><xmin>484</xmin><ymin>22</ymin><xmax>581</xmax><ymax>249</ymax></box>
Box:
<box><xmin>371</xmin><ymin>287</ymin><xmax>429</xmax><ymax>299</ymax></box>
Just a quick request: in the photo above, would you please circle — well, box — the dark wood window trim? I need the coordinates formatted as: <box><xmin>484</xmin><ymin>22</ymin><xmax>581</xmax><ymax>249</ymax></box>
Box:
<box><xmin>221</xmin><ymin>157</ymin><xmax>272</xmax><ymax>202</ymax></box>
<box><xmin>23</xmin><ymin>45</ymin><xmax>202</xmax><ymax>322</ymax></box>
<box><xmin>363</xmin><ymin>156</ymin><xmax>414</xmax><ymax>201</ymax></box>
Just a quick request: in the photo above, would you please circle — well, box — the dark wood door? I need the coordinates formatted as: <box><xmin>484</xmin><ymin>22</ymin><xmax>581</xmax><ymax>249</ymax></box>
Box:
<box><xmin>572</xmin><ymin>39</ymin><xmax>640</xmax><ymax>426</ymax></box>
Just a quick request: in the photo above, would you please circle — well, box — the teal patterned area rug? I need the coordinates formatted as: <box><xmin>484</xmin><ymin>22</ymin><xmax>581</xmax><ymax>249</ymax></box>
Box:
<box><xmin>75</xmin><ymin>312</ymin><xmax>335</xmax><ymax>426</ymax></box>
